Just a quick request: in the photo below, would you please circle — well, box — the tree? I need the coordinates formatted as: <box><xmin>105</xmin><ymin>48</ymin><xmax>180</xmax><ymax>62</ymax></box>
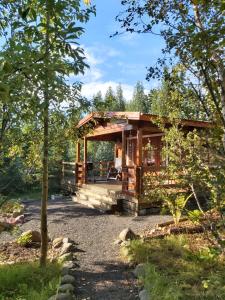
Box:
<box><xmin>116</xmin><ymin>1</ymin><xmax>225</xmax><ymax>149</ymax></box>
<box><xmin>126</xmin><ymin>81</ymin><xmax>150</xmax><ymax>113</ymax></box>
<box><xmin>92</xmin><ymin>91</ymin><xmax>104</xmax><ymax>111</ymax></box>
<box><xmin>150</xmin><ymin>67</ymin><xmax>207</xmax><ymax>120</ymax></box>
<box><xmin>104</xmin><ymin>86</ymin><xmax>118</xmax><ymax>111</ymax></box>
<box><xmin>0</xmin><ymin>0</ymin><xmax>95</xmax><ymax>266</ymax></box>
<box><xmin>115</xmin><ymin>84</ymin><xmax>125</xmax><ymax>111</ymax></box>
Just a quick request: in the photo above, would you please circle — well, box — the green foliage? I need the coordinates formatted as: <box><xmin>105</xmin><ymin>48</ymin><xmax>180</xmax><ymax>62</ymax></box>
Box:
<box><xmin>166</xmin><ymin>194</ymin><xmax>192</xmax><ymax>225</ymax></box>
<box><xmin>0</xmin><ymin>200</ymin><xmax>23</xmax><ymax>214</ymax></box>
<box><xmin>0</xmin><ymin>262</ymin><xmax>61</xmax><ymax>300</ymax></box>
<box><xmin>126</xmin><ymin>81</ymin><xmax>150</xmax><ymax>113</ymax></box>
<box><xmin>16</xmin><ymin>232</ymin><xmax>32</xmax><ymax>247</ymax></box>
<box><xmin>117</xmin><ymin>1</ymin><xmax>225</xmax><ymax>131</ymax></box>
<box><xmin>123</xmin><ymin>236</ymin><xmax>225</xmax><ymax>299</ymax></box>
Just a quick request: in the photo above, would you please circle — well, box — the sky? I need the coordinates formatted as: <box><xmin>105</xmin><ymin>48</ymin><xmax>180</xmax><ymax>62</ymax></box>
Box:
<box><xmin>77</xmin><ymin>0</ymin><xmax>165</xmax><ymax>101</ymax></box>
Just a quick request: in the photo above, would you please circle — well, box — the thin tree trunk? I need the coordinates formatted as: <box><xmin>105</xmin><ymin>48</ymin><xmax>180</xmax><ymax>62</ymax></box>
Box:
<box><xmin>40</xmin><ymin>0</ymin><xmax>50</xmax><ymax>267</ymax></box>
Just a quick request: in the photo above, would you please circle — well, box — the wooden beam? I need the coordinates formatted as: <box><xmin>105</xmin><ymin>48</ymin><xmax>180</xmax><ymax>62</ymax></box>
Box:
<box><xmin>121</xmin><ymin>130</ymin><xmax>126</xmax><ymax>168</ymax></box>
<box><xmin>83</xmin><ymin>137</ymin><xmax>87</xmax><ymax>184</ymax></box>
<box><xmin>76</xmin><ymin>141</ymin><xmax>81</xmax><ymax>162</ymax></box>
<box><xmin>136</xmin><ymin>128</ymin><xmax>143</xmax><ymax>166</ymax></box>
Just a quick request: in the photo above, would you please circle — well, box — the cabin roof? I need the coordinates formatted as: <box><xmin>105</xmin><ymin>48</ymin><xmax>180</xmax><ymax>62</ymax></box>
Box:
<box><xmin>77</xmin><ymin>111</ymin><xmax>212</xmax><ymax>129</ymax></box>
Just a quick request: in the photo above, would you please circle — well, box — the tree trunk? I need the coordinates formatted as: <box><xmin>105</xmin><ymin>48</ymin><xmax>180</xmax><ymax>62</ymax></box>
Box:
<box><xmin>40</xmin><ymin>0</ymin><xmax>50</xmax><ymax>267</ymax></box>
<box><xmin>40</xmin><ymin>94</ymin><xmax>49</xmax><ymax>267</ymax></box>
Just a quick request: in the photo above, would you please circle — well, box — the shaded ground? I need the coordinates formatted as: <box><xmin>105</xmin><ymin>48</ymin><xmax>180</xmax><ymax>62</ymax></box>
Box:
<box><xmin>1</xmin><ymin>197</ymin><xmax>171</xmax><ymax>300</ymax></box>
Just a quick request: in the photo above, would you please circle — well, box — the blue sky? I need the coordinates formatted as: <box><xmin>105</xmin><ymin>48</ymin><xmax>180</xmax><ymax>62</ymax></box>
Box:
<box><xmin>78</xmin><ymin>0</ymin><xmax>165</xmax><ymax>101</ymax></box>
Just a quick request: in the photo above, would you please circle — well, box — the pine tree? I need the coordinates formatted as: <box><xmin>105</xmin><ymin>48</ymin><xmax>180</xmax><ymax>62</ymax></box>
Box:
<box><xmin>127</xmin><ymin>81</ymin><xmax>149</xmax><ymax>113</ymax></box>
<box><xmin>115</xmin><ymin>84</ymin><xmax>125</xmax><ymax>111</ymax></box>
<box><xmin>104</xmin><ymin>86</ymin><xmax>118</xmax><ymax>111</ymax></box>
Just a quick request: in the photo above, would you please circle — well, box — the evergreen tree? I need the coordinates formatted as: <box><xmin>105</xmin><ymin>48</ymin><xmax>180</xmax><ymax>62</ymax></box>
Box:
<box><xmin>126</xmin><ymin>81</ymin><xmax>149</xmax><ymax>113</ymax></box>
<box><xmin>104</xmin><ymin>86</ymin><xmax>118</xmax><ymax>111</ymax></box>
<box><xmin>115</xmin><ymin>84</ymin><xmax>125</xmax><ymax>111</ymax></box>
<box><xmin>92</xmin><ymin>91</ymin><xmax>104</xmax><ymax>111</ymax></box>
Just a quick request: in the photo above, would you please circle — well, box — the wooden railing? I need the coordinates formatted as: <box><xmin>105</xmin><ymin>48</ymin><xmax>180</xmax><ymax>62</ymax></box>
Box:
<box><xmin>122</xmin><ymin>166</ymin><xmax>143</xmax><ymax>196</ymax></box>
<box><xmin>61</xmin><ymin>161</ymin><xmax>76</xmax><ymax>192</ymax></box>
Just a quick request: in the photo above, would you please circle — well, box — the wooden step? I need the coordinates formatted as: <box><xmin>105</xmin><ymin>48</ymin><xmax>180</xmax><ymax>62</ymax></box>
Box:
<box><xmin>72</xmin><ymin>195</ymin><xmax>112</xmax><ymax>211</ymax></box>
<box><xmin>77</xmin><ymin>190</ymin><xmax>117</xmax><ymax>203</ymax></box>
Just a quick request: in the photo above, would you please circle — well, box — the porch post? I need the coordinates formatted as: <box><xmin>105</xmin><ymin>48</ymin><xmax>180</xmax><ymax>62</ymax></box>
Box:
<box><xmin>136</xmin><ymin>128</ymin><xmax>143</xmax><ymax>214</ymax></box>
<box><xmin>75</xmin><ymin>141</ymin><xmax>80</xmax><ymax>185</ymax></box>
<box><xmin>83</xmin><ymin>137</ymin><xmax>87</xmax><ymax>184</ymax></box>
<box><xmin>122</xmin><ymin>129</ymin><xmax>127</xmax><ymax>192</ymax></box>
<box><xmin>76</xmin><ymin>141</ymin><xmax>81</xmax><ymax>162</ymax></box>
<box><xmin>136</xmin><ymin>127</ymin><xmax>143</xmax><ymax>166</ymax></box>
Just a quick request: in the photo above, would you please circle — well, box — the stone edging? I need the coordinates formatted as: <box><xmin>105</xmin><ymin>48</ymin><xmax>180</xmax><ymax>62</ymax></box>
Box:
<box><xmin>49</xmin><ymin>237</ymin><xmax>77</xmax><ymax>300</ymax></box>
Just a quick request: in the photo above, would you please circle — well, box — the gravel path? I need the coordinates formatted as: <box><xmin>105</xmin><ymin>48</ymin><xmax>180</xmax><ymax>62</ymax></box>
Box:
<box><xmin>1</xmin><ymin>197</ymin><xmax>171</xmax><ymax>300</ymax></box>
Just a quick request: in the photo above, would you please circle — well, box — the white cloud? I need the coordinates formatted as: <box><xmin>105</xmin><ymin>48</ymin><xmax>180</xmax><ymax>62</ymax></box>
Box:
<box><xmin>81</xmin><ymin>81</ymin><xmax>134</xmax><ymax>101</ymax></box>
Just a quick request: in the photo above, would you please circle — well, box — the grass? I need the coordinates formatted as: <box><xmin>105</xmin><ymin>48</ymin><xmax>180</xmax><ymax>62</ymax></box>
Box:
<box><xmin>122</xmin><ymin>235</ymin><xmax>225</xmax><ymax>300</ymax></box>
<box><xmin>0</xmin><ymin>262</ymin><xmax>61</xmax><ymax>300</ymax></box>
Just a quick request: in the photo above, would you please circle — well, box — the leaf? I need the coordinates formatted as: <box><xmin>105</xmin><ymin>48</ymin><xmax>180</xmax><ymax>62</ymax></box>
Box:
<box><xmin>83</xmin><ymin>0</ymin><xmax>91</xmax><ymax>5</ymax></box>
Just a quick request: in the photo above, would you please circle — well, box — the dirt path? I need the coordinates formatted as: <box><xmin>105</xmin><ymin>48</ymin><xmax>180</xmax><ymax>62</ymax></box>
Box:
<box><xmin>4</xmin><ymin>197</ymin><xmax>171</xmax><ymax>300</ymax></box>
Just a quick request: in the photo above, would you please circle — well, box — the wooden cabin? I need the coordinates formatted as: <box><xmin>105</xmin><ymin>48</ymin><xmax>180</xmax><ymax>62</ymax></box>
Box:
<box><xmin>62</xmin><ymin>112</ymin><xmax>211</xmax><ymax>215</ymax></box>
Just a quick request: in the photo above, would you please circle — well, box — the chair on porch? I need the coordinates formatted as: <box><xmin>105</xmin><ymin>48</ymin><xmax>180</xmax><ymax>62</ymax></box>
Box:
<box><xmin>107</xmin><ymin>158</ymin><xmax>122</xmax><ymax>181</ymax></box>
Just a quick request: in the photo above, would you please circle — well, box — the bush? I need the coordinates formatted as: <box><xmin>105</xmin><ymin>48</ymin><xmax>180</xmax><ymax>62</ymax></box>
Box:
<box><xmin>0</xmin><ymin>262</ymin><xmax>61</xmax><ymax>300</ymax></box>
<box><xmin>123</xmin><ymin>236</ymin><xmax>225</xmax><ymax>299</ymax></box>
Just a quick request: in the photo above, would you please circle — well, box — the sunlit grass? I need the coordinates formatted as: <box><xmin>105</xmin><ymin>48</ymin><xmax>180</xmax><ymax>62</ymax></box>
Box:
<box><xmin>122</xmin><ymin>235</ymin><xmax>225</xmax><ymax>299</ymax></box>
<box><xmin>0</xmin><ymin>262</ymin><xmax>61</xmax><ymax>300</ymax></box>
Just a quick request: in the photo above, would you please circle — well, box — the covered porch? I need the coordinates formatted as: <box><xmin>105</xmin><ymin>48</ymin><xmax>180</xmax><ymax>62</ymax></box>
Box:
<box><xmin>61</xmin><ymin>112</ymin><xmax>211</xmax><ymax>215</ymax></box>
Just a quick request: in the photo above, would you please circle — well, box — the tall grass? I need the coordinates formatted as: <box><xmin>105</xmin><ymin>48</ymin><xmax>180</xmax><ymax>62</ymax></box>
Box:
<box><xmin>0</xmin><ymin>262</ymin><xmax>61</xmax><ymax>300</ymax></box>
<box><xmin>122</xmin><ymin>235</ymin><xmax>225</xmax><ymax>299</ymax></box>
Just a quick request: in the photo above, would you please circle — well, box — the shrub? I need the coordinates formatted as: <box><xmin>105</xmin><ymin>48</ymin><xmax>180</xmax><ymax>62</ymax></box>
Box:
<box><xmin>16</xmin><ymin>232</ymin><xmax>32</xmax><ymax>246</ymax></box>
<box><xmin>0</xmin><ymin>262</ymin><xmax>61</xmax><ymax>300</ymax></box>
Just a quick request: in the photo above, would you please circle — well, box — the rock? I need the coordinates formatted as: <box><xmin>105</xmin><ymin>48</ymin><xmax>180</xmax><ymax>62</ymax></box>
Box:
<box><xmin>58</xmin><ymin>283</ymin><xmax>74</xmax><ymax>294</ymax></box>
<box><xmin>119</xmin><ymin>228</ymin><xmax>136</xmax><ymax>241</ymax></box>
<box><xmin>21</xmin><ymin>230</ymin><xmax>41</xmax><ymax>243</ymax></box>
<box><xmin>133</xmin><ymin>263</ymin><xmax>146</xmax><ymax>278</ymax></box>
<box><xmin>121</xmin><ymin>240</ymin><xmax>131</xmax><ymax>247</ymax></box>
<box><xmin>0</xmin><ymin>221</ymin><xmax>12</xmax><ymax>232</ymax></box>
<box><xmin>61</xmin><ymin>274</ymin><xmax>75</xmax><ymax>285</ymax></box>
<box><xmin>139</xmin><ymin>289</ymin><xmax>149</xmax><ymax>300</ymax></box>
<box><xmin>12</xmin><ymin>207</ymin><xmax>24</xmax><ymax>218</ymax></box>
<box><xmin>60</xmin><ymin>243</ymin><xmax>73</xmax><ymax>255</ymax></box>
<box><xmin>58</xmin><ymin>252</ymin><xmax>73</xmax><ymax>263</ymax></box>
<box><xmin>48</xmin><ymin>294</ymin><xmax>73</xmax><ymax>300</ymax></box>
<box><xmin>113</xmin><ymin>239</ymin><xmax>122</xmax><ymax>245</ymax></box>
<box><xmin>61</xmin><ymin>261</ymin><xmax>74</xmax><ymax>275</ymax></box>
<box><xmin>53</xmin><ymin>237</ymin><xmax>63</xmax><ymax>248</ymax></box>
<box><xmin>7</xmin><ymin>215</ymin><xmax>24</xmax><ymax>225</ymax></box>
<box><xmin>63</xmin><ymin>237</ymin><xmax>72</xmax><ymax>244</ymax></box>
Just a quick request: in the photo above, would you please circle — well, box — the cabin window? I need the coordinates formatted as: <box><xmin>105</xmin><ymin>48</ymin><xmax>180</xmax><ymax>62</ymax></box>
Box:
<box><xmin>143</xmin><ymin>138</ymin><xmax>157</xmax><ymax>167</ymax></box>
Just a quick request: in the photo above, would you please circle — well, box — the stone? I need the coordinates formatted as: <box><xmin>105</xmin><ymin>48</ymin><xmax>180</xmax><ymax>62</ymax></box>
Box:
<box><xmin>0</xmin><ymin>221</ymin><xmax>12</xmax><ymax>232</ymax></box>
<box><xmin>61</xmin><ymin>260</ymin><xmax>74</xmax><ymax>275</ymax></box>
<box><xmin>133</xmin><ymin>263</ymin><xmax>146</xmax><ymax>278</ymax></box>
<box><xmin>58</xmin><ymin>252</ymin><xmax>73</xmax><ymax>263</ymax></box>
<box><xmin>60</xmin><ymin>243</ymin><xmax>73</xmax><ymax>256</ymax></box>
<box><xmin>113</xmin><ymin>239</ymin><xmax>122</xmax><ymax>245</ymax></box>
<box><xmin>12</xmin><ymin>207</ymin><xmax>24</xmax><ymax>218</ymax></box>
<box><xmin>61</xmin><ymin>274</ymin><xmax>75</xmax><ymax>285</ymax></box>
<box><xmin>119</xmin><ymin>228</ymin><xmax>136</xmax><ymax>241</ymax></box>
<box><xmin>139</xmin><ymin>289</ymin><xmax>149</xmax><ymax>300</ymax></box>
<box><xmin>58</xmin><ymin>283</ymin><xmax>74</xmax><ymax>294</ymax></box>
<box><xmin>21</xmin><ymin>230</ymin><xmax>41</xmax><ymax>243</ymax></box>
<box><xmin>53</xmin><ymin>237</ymin><xmax>63</xmax><ymax>248</ymax></box>
<box><xmin>121</xmin><ymin>240</ymin><xmax>131</xmax><ymax>247</ymax></box>
<box><xmin>48</xmin><ymin>294</ymin><xmax>73</xmax><ymax>300</ymax></box>
<box><xmin>63</xmin><ymin>237</ymin><xmax>72</xmax><ymax>244</ymax></box>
